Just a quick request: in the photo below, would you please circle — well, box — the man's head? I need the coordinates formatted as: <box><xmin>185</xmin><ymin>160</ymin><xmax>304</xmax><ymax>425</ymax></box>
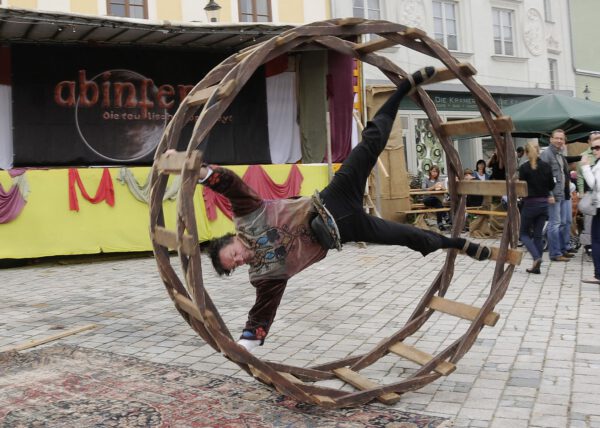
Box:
<box><xmin>208</xmin><ymin>233</ymin><xmax>254</xmax><ymax>276</ymax></box>
<box><xmin>464</xmin><ymin>168</ymin><xmax>474</xmax><ymax>179</ymax></box>
<box><xmin>516</xmin><ymin>146</ymin><xmax>524</xmax><ymax>158</ymax></box>
<box><xmin>588</xmin><ymin>130</ymin><xmax>600</xmax><ymax>146</ymax></box>
<box><xmin>550</xmin><ymin>129</ymin><xmax>566</xmax><ymax>149</ymax></box>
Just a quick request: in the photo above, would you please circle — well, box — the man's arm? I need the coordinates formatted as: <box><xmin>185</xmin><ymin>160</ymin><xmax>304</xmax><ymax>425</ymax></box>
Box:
<box><xmin>200</xmin><ymin>166</ymin><xmax>263</xmax><ymax>217</ymax></box>
<box><xmin>240</xmin><ymin>278</ymin><xmax>288</xmax><ymax>347</ymax></box>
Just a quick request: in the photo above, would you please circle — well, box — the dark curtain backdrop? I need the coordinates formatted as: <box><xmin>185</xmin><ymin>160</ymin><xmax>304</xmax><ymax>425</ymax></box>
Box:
<box><xmin>11</xmin><ymin>44</ymin><xmax>269</xmax><ymax>167</ymax></box>
<box><xmin>298</xmin><ymin>51</ymin><xmax>328</xmax><ymax>164</ymax></box>
<box><xmin>199</xmin><ymin>68</ymin><xmax>271</xmax><ymax>165</ymax></box>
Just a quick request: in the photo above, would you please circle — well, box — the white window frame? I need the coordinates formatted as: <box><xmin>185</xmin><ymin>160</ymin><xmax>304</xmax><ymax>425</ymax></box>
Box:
<box><xmin>544</xmin><ymin>0</ymin><xmax>553</xmax><ymax>22</ymax></box>
<box><xmin>433</xmin><ymin>0</ymin><xmax>459</xmax><ymax>51</ymax></box>
<box><xmin>492</xmin><ymin>7</ymin><xmax>515</xmax><ymax>56</ymax></box>
<box><xmin>352</xmin><ymin>0</ymin><xmax>381</xmax><ymax>20</ymax></box>
<box><xmin>548</xmin><ymin>58</ymin><xmax>558</xmax><ymax>90</ymax></box>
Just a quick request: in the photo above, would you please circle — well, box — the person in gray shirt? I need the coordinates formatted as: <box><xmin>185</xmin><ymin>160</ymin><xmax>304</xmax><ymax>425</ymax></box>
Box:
<box><xmin>539</xmin><ymin>129</ymin><xmax>575</xmax><ymax>261</ymax></box>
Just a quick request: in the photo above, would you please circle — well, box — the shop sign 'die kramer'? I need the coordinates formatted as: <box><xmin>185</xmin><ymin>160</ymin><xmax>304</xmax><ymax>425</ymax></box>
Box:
<box><xmin>54</xmin><ymin>69</ymin><xmax>194</xmax><ymax>162</ymax></box>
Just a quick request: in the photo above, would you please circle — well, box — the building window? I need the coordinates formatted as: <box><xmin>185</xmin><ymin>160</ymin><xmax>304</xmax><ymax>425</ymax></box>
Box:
<box><xmin>107</xmin><ymin>0</ymin><xmax>147</xmax><ymax>19</ymax></box>
<box><xmin>433</xmin><ymin>1</ymin><xmax>458</xmax><ymax>51</ymax></box>
<box><xmin>239</xmin><ymin>0</ymin><xmax>272</xmax><ymax>22</ymax></box>
<box><xmin>544</xmin><ymin>0</ymin><xmax>553</xmax><ymax>22</ymax></box>
<box><xmin>353</xmin><ymin>0</ymin><xmax>380</xmax><ymax>20</ymax></box>
<box><xmin>492</xmin><ymin>8</ymin><xmax>514</xmax><ymax>56</ymax></box>
<box><xmin>549</xmin><ymin>58</ymin><xmax>558</xmax><ymax>89</ymax></box>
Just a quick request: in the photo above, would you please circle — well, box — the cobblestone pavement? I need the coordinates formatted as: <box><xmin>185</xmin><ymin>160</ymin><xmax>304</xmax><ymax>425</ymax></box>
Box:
<box><xmin>1</xmin><ymin>242</ymin><xmax>599</xmax><ymax>428</ymax></box>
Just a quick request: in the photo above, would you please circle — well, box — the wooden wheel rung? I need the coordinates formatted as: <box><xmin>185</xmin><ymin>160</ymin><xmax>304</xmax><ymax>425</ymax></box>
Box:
<box><xmin>187</xmin><ymin>85</ymin><xmax>219</xmax><ymax>107</ymax></box>
<box><xmin>333</xmin><ymin>367</ymin><xmax>401</xmax><ymax>404</ymax></box>
<box><xmin>388</xmin><ymin>342</ymin><xmax>456</xmax><ymax>376</ymax></box>
<box><xmin>152</xmin><ymin>226</ymin><xmax>197</xmax><ymax>255</ymax></box>
<box><xmin>156</xmin><ymin>149</ymin><xmax>202</xmax><ymax>175</ymax></box>
<box><xmin>457</xmin><ymin>179</ymin><xmax>528</xmax><ymax>197</ymax></box>
<box><xmin>441</xmin><ymin>115</ymin><xmax>513</xmax><ymax>137</ymax></box>
<box><xmin>249</xmin><ymin>365</ymin><xmax>273</xmax><ymax>385</ymax></box>
<box><xmin>354</xmin><ymin>36</ymin><xmax>398</xmax><ymax>54</ymax></box>
<box><xmin>428</xmin><ymin>296</ymin><xmax>500</xmax><ymax>327</ymax></box>
<box><xmin>338</xmin><ymin>17</ymin><xmax>365</xmax><ymax>26</ymax></box>
<box><xmin>490</xmin><ymin>247</ymin><xmax>523</xmax><ymax>266</ymax></box>
<box><xmin>279</xmin><ymin>372</ymin><xmax>338</xmax><ymax>405</ymax></box>
<box><xmin>403</xmin><ymin>27</ymin><xmax>426</xmax><ymax>38</ymax></box>
<box><xmin>172</xmin><ymin>291</ymin><xmax>204</xmax><ymax>322</ymax></box>
<box><xmin>424</xmin><ymin>63</ymin><xmax>476</xmax><ymax>85</ymax></box>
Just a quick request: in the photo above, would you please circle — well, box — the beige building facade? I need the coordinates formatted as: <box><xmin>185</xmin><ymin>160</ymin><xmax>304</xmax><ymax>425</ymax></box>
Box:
<box><xmin>1</xmin><ymin>0</ymin><xmax>330</xmax><ymax>24</ymax></box>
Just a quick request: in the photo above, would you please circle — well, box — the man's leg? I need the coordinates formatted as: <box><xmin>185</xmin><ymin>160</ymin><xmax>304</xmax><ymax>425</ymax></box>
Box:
<box><xmin>339</xmin><ymin>212</ymin><xmax>490</xmax><ymax>260</ymax></box>
<box><xmin>560</xmin><ymin>199</ymin><xmax>572</xmax><ymax>253</ymax></box>
<box><xmin>320</xmin><ymin>67</ymin><xmax>436</xmax><ymax>214</ymax></box>
<box><xmin>519</xmin><ymin>204</ymin><xmax>541</xmax><ymax>261</ymax></box>
<box><xmin>547</xmin><ymin>202</ymin><xmax>563</xmax><ymax>259</ymax></box>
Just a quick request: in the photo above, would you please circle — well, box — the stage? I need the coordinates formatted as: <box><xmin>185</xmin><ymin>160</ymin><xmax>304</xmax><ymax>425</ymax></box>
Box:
<box><xmin>0</xmin><ymin>164</ymin><xmax>330</xmax><ymax>259</ymax></box>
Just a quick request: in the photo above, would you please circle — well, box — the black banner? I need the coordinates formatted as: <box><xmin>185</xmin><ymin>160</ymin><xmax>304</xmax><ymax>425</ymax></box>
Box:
<box><xmin>12</xmin><ymin>44</ymin><xmax>270</xmax><ymax>166</ymax></box>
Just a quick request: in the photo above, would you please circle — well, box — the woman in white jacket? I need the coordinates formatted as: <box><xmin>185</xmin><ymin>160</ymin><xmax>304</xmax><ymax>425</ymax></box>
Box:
<box><xmin>579</xmin><ymin>132</ymin><xmax>600</xmax><ymax>284</ymax></box>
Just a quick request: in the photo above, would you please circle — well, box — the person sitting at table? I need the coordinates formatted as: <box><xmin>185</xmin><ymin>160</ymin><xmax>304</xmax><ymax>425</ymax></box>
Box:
<box><xmin>422</xmin><ymin>165</ymin><xmax>448</xmax><ymax>230</ymax></box>
<box><xmin>464</xmin><ymin>168</ymin><xmax>483</xmax><ymax>207</ymax></box>
<box><xmin>475</xmin><ymin>159</ymin><xmax>490</xmax><ymax>181</ymax></box>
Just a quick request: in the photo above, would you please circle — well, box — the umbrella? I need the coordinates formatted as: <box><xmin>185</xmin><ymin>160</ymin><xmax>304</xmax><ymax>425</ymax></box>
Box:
<box><xmin>502</xmin><ymin>93</ymin><xmax>600</xmax><ymax>142</ymax></box>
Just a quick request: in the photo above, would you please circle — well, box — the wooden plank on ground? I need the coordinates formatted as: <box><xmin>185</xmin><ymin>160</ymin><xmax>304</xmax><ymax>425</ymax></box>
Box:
<box><xmin>152</xmin><ymin>226</ymin><xmax>197</xmax><ymax>255</ymax></box>
<box><xmin>333</xmin><ymin>367</ymin><xmax>401</xmax><ymax>404</ymax></box>
<box><xmin>490</xmin><ymin>246</ymin><xmax>523</xmax><ymax>266</ymax></box>
<box><xmin>441</xmin><ymin>115</ymin><xmax>513</xmax><ymax>137</ymax></box>
<box><xmin>388</xmin><ymin>342</ymin><xmax>456</xmax><ymax>376</ymax></box>
<box><xmin>2</xmin><ymin>324</ymin><xmax>97</xmax><ymax>352</ymax></box>
<box><xmin>457</xmin><ymin>179</ymin><xmax>528</xmax><ymax>197</ymax></box>
<box><xmin>428</xmin><ymin>296</ymin><xmax>500</xmax><ymax>327</ymax></box>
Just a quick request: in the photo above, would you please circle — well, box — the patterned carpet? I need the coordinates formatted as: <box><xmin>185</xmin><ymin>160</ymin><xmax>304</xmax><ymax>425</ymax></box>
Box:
<box><xmin>0</xmin><ymin>345</ymin><xmax>450</xmax><ymax>427</ymax></box>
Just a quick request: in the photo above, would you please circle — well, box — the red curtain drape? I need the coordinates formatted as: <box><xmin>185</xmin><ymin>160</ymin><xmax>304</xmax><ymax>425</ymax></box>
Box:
<box><xmin>202</xmin><ymin>165</ymin><xmax>304</xmax><ymax>221</ymax></box>
<box><xmin>327</xmin><ymin>51</ymin><xmax>354</xmax><ymax>162</ymax></box>
<box><xmin>68</xmin><ymin>168</ymin><xmax>115</xmax><ymax>211</ymax></box>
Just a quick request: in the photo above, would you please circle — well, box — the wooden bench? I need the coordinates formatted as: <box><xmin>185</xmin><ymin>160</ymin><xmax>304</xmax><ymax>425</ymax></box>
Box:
<box><xmin>398</xmin><ymin>207</ymin><xmax>450</xmax><ymax>231</ymax></box>
<box><xmin>465</xmin><ymin>209</ymin><xmax>507</xmax><ymax>217</ymax></box>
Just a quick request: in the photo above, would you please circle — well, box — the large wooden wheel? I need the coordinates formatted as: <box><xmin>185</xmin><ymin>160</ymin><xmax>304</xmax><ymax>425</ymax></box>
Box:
<box><xmin>149</xmin><ymin>18</ymin><xmax>524</xmax><ymax>408</ymax></box>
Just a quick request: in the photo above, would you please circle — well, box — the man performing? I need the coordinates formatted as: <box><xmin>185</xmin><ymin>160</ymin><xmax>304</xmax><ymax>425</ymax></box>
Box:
<box><xmin>198</xmin><ymin>67</ymin><xmax>492</xmax><ymax>352</ymax></box>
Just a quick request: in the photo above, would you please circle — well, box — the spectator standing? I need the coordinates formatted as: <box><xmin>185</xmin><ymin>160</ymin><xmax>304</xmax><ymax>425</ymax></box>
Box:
<box><xmin>579</xmin><ymin>137</ymin><xmax>600</xmax><ymax>284</ymax></box>
<box><xmin>518</xmin><ymin>141</ymin><xmax>554</xmax><ymax>274</ymax></box>
<box><xmin>516</xmin><ymin>146</ymin><xmax>526</xmax><ymax>168</ymax></box>
<box><xmin>577</xmin><ymin>132</ymin><xmax>600</xmax><ymax>256</ymax></box>
<box><xmin>539</xmin><ymin>129</ymin><xmax>576</xmax><ymax>262</ymax></box>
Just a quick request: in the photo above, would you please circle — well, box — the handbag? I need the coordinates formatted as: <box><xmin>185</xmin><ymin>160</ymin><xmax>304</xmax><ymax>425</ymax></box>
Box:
<box><xmin>579</xmin><ymin>191</ymin><xmax>597</xmax><ymax>216</ymax></box>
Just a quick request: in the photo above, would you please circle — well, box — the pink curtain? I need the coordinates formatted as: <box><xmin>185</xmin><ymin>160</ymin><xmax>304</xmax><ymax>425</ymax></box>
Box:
<box><xmin>0</xmin><ymin>181</ymin><xmax>26</xmax><ymax>223</ymax></box>
<box><xmin>202</xmin><ymin>165</ymin><xmax>304</xmax><ymax>221</ymax></box>
<box><xmin>327</xmin><ymin>51</ymin><xmax>354</xmax><ymax>162</ymax></box>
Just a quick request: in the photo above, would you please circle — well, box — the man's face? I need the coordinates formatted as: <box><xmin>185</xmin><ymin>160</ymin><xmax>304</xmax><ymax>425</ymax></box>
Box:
<box><xmin>551</xmin><ymin>131</ymin><xmax>566</xmax><ymax>149</ymax></box>
<box><xmin>218</xmin><ymin>238</ymin><xmax>253</xmax><ymax>272</ymax></box>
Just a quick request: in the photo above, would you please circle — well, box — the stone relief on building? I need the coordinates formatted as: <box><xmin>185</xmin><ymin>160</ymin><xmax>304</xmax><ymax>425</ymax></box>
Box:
<box><xmin>546</xmin><ymin>34</ymin><xmax>561</xmax><ymax>54</ymax></box>
<box><xmin>400</xmin><ymin>0</ymin><xmax>426</xmax><ymax>29</ymax></box>
<box><xmin>523</xmin><ymin>8</ymin><xmax>544</xmax><ymax>56</ymax></box>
